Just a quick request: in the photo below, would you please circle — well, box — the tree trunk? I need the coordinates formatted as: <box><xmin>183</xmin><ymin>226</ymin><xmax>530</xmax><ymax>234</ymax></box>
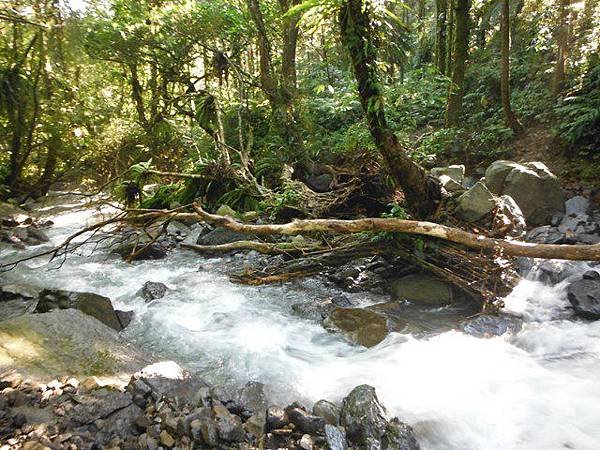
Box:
<box><xmin>446</xmin><ymin>0</ymin><xmax>454</xmax><ymax>75</ymax></box>
<box><xmin>339</xmin><ymin>0</ymin><xmax>440</xmax><ymax>217</ymax></box>
<box><xmin>445</xmin><ymin>0</ymin><xmax>469</xmax><ymax>127</ymax></box>
<box><xmin>552</xmin><ymin>0</ymin><xmax>570</xmax><ymax>96</ymax></box>
<box><xmin>436</xmin><ymin>0</ymin><xmax>448</xmax><ymax>74</ymax></box>
<box><xmin>500</xmin><ymin>0</ymin><xmax>524</xmax><ymax>136</ymax></box>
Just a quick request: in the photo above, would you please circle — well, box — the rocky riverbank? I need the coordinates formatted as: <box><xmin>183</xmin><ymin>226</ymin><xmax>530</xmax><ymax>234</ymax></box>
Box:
<box><xmin>1</xmin><ymin>361</ymin><xmax>419</xmax><ymax>450</ymax></box>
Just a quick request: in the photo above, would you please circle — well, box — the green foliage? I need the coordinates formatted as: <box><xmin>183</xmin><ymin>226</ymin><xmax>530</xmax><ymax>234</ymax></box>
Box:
<box><xmin>140</xmin><ymin>183</ymin><xmax>182</xmax><ymax>209</ymax></box>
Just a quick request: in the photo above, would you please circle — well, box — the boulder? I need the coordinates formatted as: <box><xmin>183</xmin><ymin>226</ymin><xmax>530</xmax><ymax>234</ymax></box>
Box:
<box><xmin>114</xmin><ymin>242</ymin><xmax>167</xmax><ymax>261</ymax></box>
<box><xmin>484</xmin><ymin>161</ymin><xmax>564</xmax><ymax>225</ymax></box>
<box><xmin>484</xmin><ymin>160</ymin><xmax>523</xmax><ymax>193</ymax></box>
<box><xmin>137</xmin><ymin>281</ymin><xmax>168</xmax><ymax>302</ymax></box>
<box><xmin>438</xmin><ymin>174</ymin><xmax>464</xmax><ymax>193</ymax></box>
<box><xmin>323</xmin><ymin>308</ymin><xmax>389</xmax><ymax>348</ymax></box>
<box><xmin>430</xmin><ymin>165</ymin><xmax>465</xmax><ymax>183</ymax></box>
<box><xmin>266</xmin><ymin>406</ymin><xmax>289</xmax><ymax>431</ymax></box>
<box><xmin>0</xmin><ymin>309</ymin><xmax>150</xmax><ymax>384</ymax></box>
<box><xmin>493</xmin><ymin>195</ymin><xmax>526</xmax><ymax>238</ymax></box>
<box><xmin>35</xmin><ymin>289</ymin><xmax>124</xmax><ymax>331</ymax></box>
<box><xmin>461</xmin><ymin>314</ymin><xmax>523</xmax><ymax>337</ymax></box>
<box><xmin>340</xmin><ymin>385</ymin><xmax>419</xmax><ymax>450</ymax></box>
<box><xmin>455</xmin><ymin>181</ymin><xmax>496</xmax><ymax>222</ymax></box>
<box><xmin>567</xmin><ymin>278</ymin><xmax>600</xmax><ymax>319</ymax></box>
<box><xmin>213</xmin><ymin>402</ymin><xmax>245</xmax><ymax>442</ymax></box>
<box><xmin>526</xmin><ymin>225</ymin><xmax>566</xmax><ymax>244</ymax></box>
<box><xmin>390</xmin><ymin>274</ymin><xmax>454</xmax><ymax>306</ymax></box>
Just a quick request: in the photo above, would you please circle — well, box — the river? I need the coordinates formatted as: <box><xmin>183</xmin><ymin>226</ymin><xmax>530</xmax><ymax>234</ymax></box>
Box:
<box><xmin>1</xmin><ymin>197</ymin><xmax>600</xmax><ymax>450</ymax></box>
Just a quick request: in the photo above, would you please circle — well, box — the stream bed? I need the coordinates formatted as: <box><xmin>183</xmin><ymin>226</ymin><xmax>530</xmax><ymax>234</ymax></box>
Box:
<box><xmin>2</xmin><ymin>198</ymin><xmax>600</xmax><ymax>450</ymax></box>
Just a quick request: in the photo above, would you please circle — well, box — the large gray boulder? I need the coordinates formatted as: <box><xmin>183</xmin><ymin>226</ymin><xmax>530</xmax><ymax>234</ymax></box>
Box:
<box><xmin>455</xmin><ymin>181</ymin><xmax>496</xmax><ymax>222</ymax></box>
<box><xmin>323</xmin><ymin>308</ymin><xmax>389</xmax><ymax>348</ymax></box>
<box><xmin>484</xmin><ymin>161</ymin><xmax>565</xmax><ymax>225</ymax></box>
<box><xmin>340</xmin><ymin>385</ymin><xmax>420</xmax><ymax>450</ymax></box>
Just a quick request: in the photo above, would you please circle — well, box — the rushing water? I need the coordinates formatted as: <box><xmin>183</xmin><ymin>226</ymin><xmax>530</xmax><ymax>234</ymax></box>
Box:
<box><xmin>2</xmin><ymin>198</ymin><xmax>600</xmax><ymax>450</ymax></box>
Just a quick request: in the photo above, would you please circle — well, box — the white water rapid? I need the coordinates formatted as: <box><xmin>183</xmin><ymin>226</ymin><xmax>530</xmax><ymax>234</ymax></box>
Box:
<box><xmin>2</xmin><ymin>198</ymin><xmax>600</xmax><ymax>450</ymax></box>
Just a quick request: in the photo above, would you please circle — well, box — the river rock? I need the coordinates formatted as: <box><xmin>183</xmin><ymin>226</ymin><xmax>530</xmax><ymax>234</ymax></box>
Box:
<box><xmin>455</xmin><ymin>181</ymin><xmax>496</xmax><ymax>222</ymax></box>
<box><xmin>461</xmin><ymin>314</ymin><xmax>523</xmax><ymax>337</ymax></box>
<box><xmin>526</xmin><ymin>225</ymin><xmax>566</xmax><ymax>244</ymax></box>
<box><xmin>431</xmin><ymin>164</ymin><xmax>465</xmax><ymax>183</ymax></box>
<box><xmin>35</xmin><ymin>288</ymin><xmax>124</xmax><ymax>331</ymax></box>
<box><xmin>312</xmin><ymin>399</ymin><xmax>339</xmax><ymax>426</ymax></box>
<box><xmin>390</xmin><ymin>274</ymin><xmax>453</xmax><ymax>306</ymax></box>
<box><xmin>323</xmin><ymin>307</ymin><xmax>389</xmax><ymax>348</ymax></box>
<box><xmin>583</xmin><ymin>270</ymin><xmax>600</xmax><ymax>280</ymax></box>
<box><xmin>266</xmin><ymin>406</ymin><xmax>289</xmax><ymax>430</ymax></box>
<box><xmin>324</xmin><ymin>424</ymin><xmax>347</xmax><ymax>450</ymax></box>
<box><xmin>213</xmin><ymin>402</ymin><xmax>244</xmax><ymax>442</ymax></box>
<box><xmin>306</xmin><ymin>174</ymin><xmax>334</xmax><ymax>193</ymax></box>
<box><xmin>238</xmin><ymin>381</ymin><xmax>267</xmax><ymax>417</ymax></box>
<box><xmin>567</xmin><ymin>278</ymin><xmax>600</xmax><ymax>319</ymax></box>
<box><xmin>438</xmin><ymin>174</ymin><xmax>464</xmax><ymax>193</ymax></box>
<box><xmin>484</xmin><ymin>161</ymin><xmax>565</xmax><ymax>225</ymax></box>
<box><xmin>285</xmin><ymin>402</ymin><xmax>326</xmax><ymax>434</ymax></box>
<box><xmin>340</xmin><ymin>385</ymin><xmax>419</xmax><ymax>450</ymax></box>
<box><xmin>138</xmin><ymin>281</ymin><xmax>168</xmax><ymax>302</ymax></box>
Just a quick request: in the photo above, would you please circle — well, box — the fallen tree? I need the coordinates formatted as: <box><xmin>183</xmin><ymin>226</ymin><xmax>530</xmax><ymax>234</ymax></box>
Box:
<box><xmin>192</xmin><ymin>203</ymin><xmax>600</xmax><ymax>261</ymax></box>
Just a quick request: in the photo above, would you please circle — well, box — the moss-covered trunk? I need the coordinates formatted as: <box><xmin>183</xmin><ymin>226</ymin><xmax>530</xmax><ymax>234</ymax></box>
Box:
<box><xmin>445</xmin><ymin>0</ymin><xmax>469</xmax><ymax>127</ymax></box>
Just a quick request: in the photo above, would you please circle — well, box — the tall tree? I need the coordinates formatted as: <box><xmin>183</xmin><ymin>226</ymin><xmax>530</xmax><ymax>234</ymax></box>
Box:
<box><xmin>551</xmin><ymin>0</ymin><xmax>571</xmax><ymax>96</ymax></box>
<box><xmin>435</xmin><ymin>0</ymin><xmax>448</xmax><ymax>74</ymax></box>
<box><xmin>339</xmin><ymin>0</ymin><xmax>440</xmax><ymax>217</ymax></box>
<box><xmin>500</xmin><ymin>0</ymin><xmax>524</xmax><ymax>136</ymax></box>
<box><xmin>445</xmin><ymin>0</ymin><xmax>470</xmax><ymax>127</ymax></box>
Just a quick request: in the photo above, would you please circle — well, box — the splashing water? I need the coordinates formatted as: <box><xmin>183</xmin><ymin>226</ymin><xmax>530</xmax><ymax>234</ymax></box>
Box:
<box><xmin>2</xmin><ymin>199</ymin><xmax>600</xmax><ymax>450</ymax></box>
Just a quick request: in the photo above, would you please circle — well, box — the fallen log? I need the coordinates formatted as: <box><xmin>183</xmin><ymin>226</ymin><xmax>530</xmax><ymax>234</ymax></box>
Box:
<box><xmin>192</xmin><ymin>203</ymin><xmax>600</xmax><ymax>261</ymax></box>
<box><xmin>181</xmin><ymin>240</ymin><xmax>322</xmax><ymax>255</ymax></box>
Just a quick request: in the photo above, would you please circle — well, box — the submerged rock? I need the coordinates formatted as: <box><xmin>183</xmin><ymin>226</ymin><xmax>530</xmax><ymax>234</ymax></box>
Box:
<box><xmin>390</xmin><ymin>274</ymin><xmax>454</xmax><ymax>306</ymax></box>
<box><xmin>323</xmin><ymin>307</ymin><xmax>389</xmax><ymax>347</ymax></box>
<box><xmin>340</xmin><ymin>385</ymin><xmax>419</xmax><ymax>450</ymax></box>
<box><xmin>461</xmin><ymin>314</ymin><xmax>523</xmax><ymax>337</ymax></box>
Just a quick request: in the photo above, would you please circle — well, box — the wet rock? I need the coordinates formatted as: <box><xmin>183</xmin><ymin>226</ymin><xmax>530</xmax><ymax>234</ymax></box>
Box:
<box><xmin>285</xmin><ymin>402</ymin><xmax>325</xmax><ymax>435</ymax></box>
<box><xmin>116</xmin><ymin>310</ymin><xmax>134</xmax><ymax>329</ymax></box>
<box><xmin>266</xmin><ymin>406</ymin><xmax>288</xmax><ymax>431</ymax></box>
<box><xmin>244</xmin><ymin>413</ymin><xmax>266</xmax><ymax>438</ymax></box>
<box><xmin>312</xmin><ymin>399</ymin><xmax>339</xmax><ymax>426</ymax></box>
<box><xmin>238</xmin><ymin>381</ymin><xmax>267</xmax><ymax>417</ymax></box>
<box><xmin>583</xmin><ymin>270</ymin><xmax>600</xmax><ymax>280</ymax></box>
<box><xmin>213</xmin><ymin>402</ymin><xmax>244</xmax><ymax>442</ymax></box>
<box><xmin>323</xmin><ymin>307</ymin><xmax>389</xmax><ymax>348</ymax></box>
<box><xmin>292</xmin><ymin>300</ymin><xmax>335</xmax><ymax>321</ymax></box>
<box><xmin>493</xmin><ymin>195</ymin><xmax>526</xmax><ymax>238</ymax></box>
<box><xmin>485</xmin><ymin>161</ymin><xmax>565</xmax><ymax>225</ymax></box>
<box><xmin>191</xmin><ymin>417</ymin><xmax>219</xmax><ymax>446</ymax></box>
<box><xmin>340</xmin><ymin>385</ymin><xmax>419</xmax><ymax>450</ymax></box>
<box><xmin>390</xmin><ymin>274</ymin><xmax>454</xmax><ymax>306</ymax></box>
<box><xmin>324</xmin><ymin>424</ymin><xmax>347</xmax><ymax>450</ymax></box>
<box><xmin>115</xmin><ymin>240</ymin><xmax>168</xmax><ymax>261</ymax></box>
<box><xmin>35</xmin><ymin>288</ymin><xmax>124</xmax><ymax>331</ymax></box>
<box><xmin>461</xmin><ymin>314</ymin><xmax>523</xmax><ymax>337</ymax></box>
<box><xmin>137</xmin><ymin>281</ymin><xmax>168</xmax><ymax>302</ymax></box>
<box><xmin>455</xmin><ymin>181</ymin><xmax>496</xmax><ymax>222</ymax></box>
<box><xmin>567</xmin><ymin>278</ymin><xmax>600</xmax><ymax>319</ymax></box>
<box><xmin>159</xmin><ymin>430</ymin><xmax>175</xmax><ymax>447</ymax></box>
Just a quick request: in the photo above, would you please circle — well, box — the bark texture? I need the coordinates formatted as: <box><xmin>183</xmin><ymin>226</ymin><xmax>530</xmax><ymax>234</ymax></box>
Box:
<box><xmin>500</xmin><ymin>0</ymin><xmax>524</xmax><ymax>136</ymax></box>
<box><xmin>445</xmin><ymin>0</ymin><xmax>470</xmax><ymax>127</ymax></box>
